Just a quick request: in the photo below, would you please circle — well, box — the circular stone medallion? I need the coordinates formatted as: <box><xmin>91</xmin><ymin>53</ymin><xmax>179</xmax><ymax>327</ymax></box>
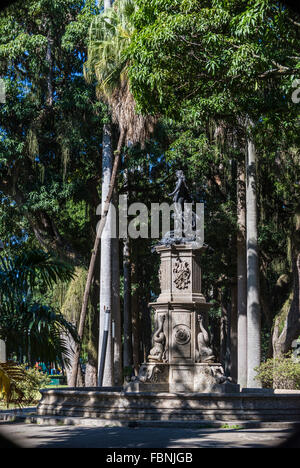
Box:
<box><xmin>174</xmin><ymin>324</ymin><xmax>191</xmax><ymax>345</ymax></box>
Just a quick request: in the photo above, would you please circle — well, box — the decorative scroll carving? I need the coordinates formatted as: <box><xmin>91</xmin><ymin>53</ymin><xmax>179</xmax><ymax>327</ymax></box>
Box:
<box><xmin>174</xmin><ymin>325</ymin><xmax>191</xmax><ymax>345</ymax></box>
<box><xmin>148</xmin><ymin>314</ymin><xmax>167</xmax><ymax>363</ymax></box>
<box><xmin>173</xmin><ymin>258</ymin><xmax>191</xmax><ymax>289</ymax></box>
<box><xmin>195</xmin><ymin>313</ymin><xmax>215</xmax><ymax>363</ymax></box>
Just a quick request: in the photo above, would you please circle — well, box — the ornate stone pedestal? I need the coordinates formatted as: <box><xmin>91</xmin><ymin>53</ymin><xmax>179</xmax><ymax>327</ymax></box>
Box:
<box><xmin>126</xmin><ymin>244</ymin><xmax>239</xmax><ymax>393</ymax></box>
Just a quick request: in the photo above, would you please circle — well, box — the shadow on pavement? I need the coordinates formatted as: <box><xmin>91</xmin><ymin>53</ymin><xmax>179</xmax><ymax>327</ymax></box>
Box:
<box><xmin>1</xmin><ymin>423</ymin><xmax>300</xmax><ymax>448</ymax></box>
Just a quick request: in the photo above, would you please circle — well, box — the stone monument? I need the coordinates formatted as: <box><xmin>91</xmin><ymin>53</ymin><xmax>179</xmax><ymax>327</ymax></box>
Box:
<box><xmin>37</xmin><ymin>171</ymin><xmax>300</xmax><ymax>423</ymax></box>
<box><xmin>126</xmin><ymin>171</ymin><xmax>239</xmax><ymax>393</ymax></box>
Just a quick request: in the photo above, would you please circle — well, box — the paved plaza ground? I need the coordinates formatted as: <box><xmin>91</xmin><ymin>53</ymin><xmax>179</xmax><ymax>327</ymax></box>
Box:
<box><xmin>0</xmin><ymin>421</ymin><xmax>298</xmax><ymax>448</ymax></box>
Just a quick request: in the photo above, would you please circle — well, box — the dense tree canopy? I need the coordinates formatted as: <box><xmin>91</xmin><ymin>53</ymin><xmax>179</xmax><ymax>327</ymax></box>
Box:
<box><xmin>0</xmin><ymin>0</ymin><xmax>104</xmax><ymax>260</ymax></box>
<box><xmin>128</xmin><ymin>0</ymin><xmax>300</xmax><ymax>120</ymax></box>
<box><xmin>0</xmin><ymin>0</ymin><xmax>299</xmax><ymax>384</ymax></box>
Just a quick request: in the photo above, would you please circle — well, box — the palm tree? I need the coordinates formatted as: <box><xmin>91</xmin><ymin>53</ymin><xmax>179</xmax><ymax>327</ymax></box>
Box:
<box><xmin>246</xmin><ymin>131</ymin><xmax>261</xmax><ymax>388</ymax></box>
<box><xmin>84</xmin><ymin>0</ymin><xmax>156</xmax><ymax>146</ymax></box>
<box><xmin>70</xmin><ymin>0</ymin><xmax>156</xmax><ymax>386</ymax></box>
<box><xmin>0</xmin><ymin>248</ymin><xmax>77</xmax><ymax>364</ymax></box>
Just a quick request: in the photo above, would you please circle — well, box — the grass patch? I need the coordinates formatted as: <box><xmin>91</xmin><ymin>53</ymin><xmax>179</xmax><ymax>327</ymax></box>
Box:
<box><xmin>45</xmin><ymin>384</ymin><xmax>68</xmax><ymax>389</ymax></box>
<box><xmin>220</xmin><ymin>423</ymin><xmax>242</xmax><ymax>430</ymax></box>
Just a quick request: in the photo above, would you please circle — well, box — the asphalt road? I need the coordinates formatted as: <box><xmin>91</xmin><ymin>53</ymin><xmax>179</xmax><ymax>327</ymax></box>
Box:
<box><xmin>0</xmin><ymin>422</ymin><xmax>296</xmax><ymax>448</ymax></box>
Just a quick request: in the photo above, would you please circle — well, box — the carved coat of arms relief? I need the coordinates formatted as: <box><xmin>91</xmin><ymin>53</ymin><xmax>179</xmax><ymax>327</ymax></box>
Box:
<box><xmin>173</xmin><ymin>257</ymin><xmax>191</xmax><ymax>290</ymax></box>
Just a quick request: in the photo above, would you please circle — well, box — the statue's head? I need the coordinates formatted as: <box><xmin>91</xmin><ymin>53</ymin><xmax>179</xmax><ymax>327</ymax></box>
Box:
<box><xmin>176</xmin><ymin>170</ymin><xmax>185</xmax><ymax>180</ymax></box>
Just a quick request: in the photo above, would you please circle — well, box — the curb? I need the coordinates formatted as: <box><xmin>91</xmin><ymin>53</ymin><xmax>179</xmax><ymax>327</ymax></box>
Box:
<box><xmin>0</xmin><ymin>411</ymin><xmax>300</xmax><ymax>430</ymax></box>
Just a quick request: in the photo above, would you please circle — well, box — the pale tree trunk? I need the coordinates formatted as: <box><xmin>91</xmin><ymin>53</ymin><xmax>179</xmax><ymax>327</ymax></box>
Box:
<box><xmin>70</xmin><ymin>0</ymin><xmax>124</xmax><ymax>389</ymax></box>
<box><xmin>246</xmin><ymin>131</ymin><xmax>261</xmax><ymax>388</ymax></box>
<box><xmin>104</xmin><ymin>0</ymin><xmax>112</xmax><ymax>9</ymax></box>
<box><xmin>98</xmin><ymin>122</ymin><xmax>114</xmax><ymax>386</ymax></box>
<box><xmin>112</xmin><ymin>190</ymin><xmax>122</xmax><ymax>384</ymax></box>
<box><xmin>69</xmin><ymin>127</ymin><xmax>125</xmax><ymax>387</ymax></box>
<box><xmin>237</xmin><ymin>155</ymin><xmax>248</xmax><ymax>388</ymax></box>
<box><xmin>0</xmin><ymin>340</ymin><xmax>6</xmax><ymax>363</ymax></box>
<box><xmin>85</xmin><ymin>363</ymin><xmax>97</xmax><ymax>387</ymax></box>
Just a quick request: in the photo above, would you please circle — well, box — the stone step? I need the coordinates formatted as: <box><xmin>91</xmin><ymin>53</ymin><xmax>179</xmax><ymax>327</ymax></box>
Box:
<box><xmin>1</xmin><ymin>410</ymin><xmax>300</xmax><ymax>431</ymax></box>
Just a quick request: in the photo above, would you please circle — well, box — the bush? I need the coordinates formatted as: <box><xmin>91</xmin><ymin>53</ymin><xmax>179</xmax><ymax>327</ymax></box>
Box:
<box><xmin>0</xmin><ymin>363</ymin><xmax>51</xmax><ymax>407</ymax></box>
<box><xmin>255</xmin><ymin>354</ymin><xmax>300</xmax><ymax>389</ymax></box>
<box><xmin>18</xmin><ymin>367</ymin><xmax>51</xmax><ymax>403</ymax></box>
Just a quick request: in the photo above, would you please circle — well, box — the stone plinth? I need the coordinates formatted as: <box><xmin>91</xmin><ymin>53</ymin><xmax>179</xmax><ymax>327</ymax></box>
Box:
<box><xmin>156</xmin><ymin>244</ymin><xmax>207</xmax><ymax>304</ymax></box>
<box><xmin>128</xmin><ymin>244</ymin><xmax>238</xmax><ymax>393</ymax></box>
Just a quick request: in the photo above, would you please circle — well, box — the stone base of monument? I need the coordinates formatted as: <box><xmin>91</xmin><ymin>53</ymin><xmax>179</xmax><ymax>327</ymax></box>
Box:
<box><xmin>121</xmin><ymin>244</ymin><xmax>240</xmax><ymax>396</ymax></box>
<box><xmin>37</xmin><ymin>242</ymin><xmax>300</xmax><ymax>425</ymax></box>
<box><xmin>37</xmin><ymin>388</ymin><xmax>300</xmax><ymax>423</ymax></box>
<box><xmin>124</xmin><ymin>362</ymin><xmax>240</xmax><ymax>393</ymax></box>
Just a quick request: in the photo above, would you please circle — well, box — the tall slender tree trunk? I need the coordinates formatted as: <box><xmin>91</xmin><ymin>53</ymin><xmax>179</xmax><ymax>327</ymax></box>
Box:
<box><xmin>131</xmin><ymin>262</ymin><xmax>140</xmax><ymax>376</ymax></box>
<box><xmin>230</xmin><ymin>281</ymin><xmax>238</xmax><ymax>383</ymax></box>
<box><xmin>98</xmin><ymin>122</ymin><xmax>114</xmax><ymax>386</ymax></box>
<box><xmin>122</xmin><ymin>166</ymin><xmax>133</xmax><ymax>379</ymax></box>
<box><xmin>123</xmin><ymin>237</ymin><xmax>133</xmax><ymax>379</ymax></box>
<box><xmin>220</xmin><ymin>297</ymin><xmax>231</xmax><ymax>377</ymax></box>
<box><xmin>70</xmin><ymin>0</ymin><xmax>127</xmax><ymax>388</ymax></box>
<box><xmin>0</xmin><ymin>340</ymin><xmax>6</xmax><ymax>363</ymax></box>
<box><xmin>104</xmin><ymin>0</ymin><xmax>112</xmax><ymax>9</ymax></box>
<box><xmin>85</xmin><ymin>277</ymin><xmax>99</xmax><ymax>387</ymax></box>
<box><xmin>69</xmin><ymin>127</ymin><xmax>125</xmax><ymax>388</ymax></box>
<box><xmin>112</xmin><ymin>191</ymin><xmax>122</xmax><ymax>384</ymax></box>
<box><xmin>229</xmin><ymin>151</ymin><xmax>238</xmax><ymax>383</ymax></box>
<box><xmin>246</xmin><ymin>130</ymin><xmax>261</xmax><ymax>388</ymax></box>
<box><xmin>237</xmin><ymin>154</ymin><xmax>248</xmax><ymax>388</ymax></box>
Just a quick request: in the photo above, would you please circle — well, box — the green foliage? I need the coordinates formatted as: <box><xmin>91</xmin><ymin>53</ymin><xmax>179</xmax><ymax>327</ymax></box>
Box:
<box><xmin>255</xmin><ymin>354</ymin><xmax>300</xmax><ymax>389</ymax></box>
<box><xmin>0</xmin><ymin>0</ymin><xmax>299</xmax><ymax>371</ymax></box>
<box><xmin>84</xmin><ymin>0</ymin><xmax>137</xmax><ymax>99</ymax></box>
<box><xmin>0</xmin><ymin>248</ymin><xmax>78</xmax><ymax>363</ymax></box>
<box><xmin>127</xmin><ymin>0</ymin><xmax>300</xmax><ymax>358</ymax></box>
<box><xmin>0</xmin><ymin>362</ymin><xmax>50</xmax><ymax>407</ymax></box>
<box><xmin>128</xmin><ymin>0</ymin><xmax>299</xmax><ymax>121</ymax></box>
<box><xmin>0</xmin><ymin>0</ymin><xmax>105</xmax><ymax>260</ymax></box>
<box><xmin>0</xmin><ymin>362</ymin><xmax>28</xmax><ymax>408</ymax></box>
<box><xmin>221</xmin><ymin>423</ymin><xmax>242</xmax><ymax>430</ymax></box>
<box><xmin>17</xmin><ymin>366</ymin><xmax>51</xmax><ymax>403</ymax></box>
